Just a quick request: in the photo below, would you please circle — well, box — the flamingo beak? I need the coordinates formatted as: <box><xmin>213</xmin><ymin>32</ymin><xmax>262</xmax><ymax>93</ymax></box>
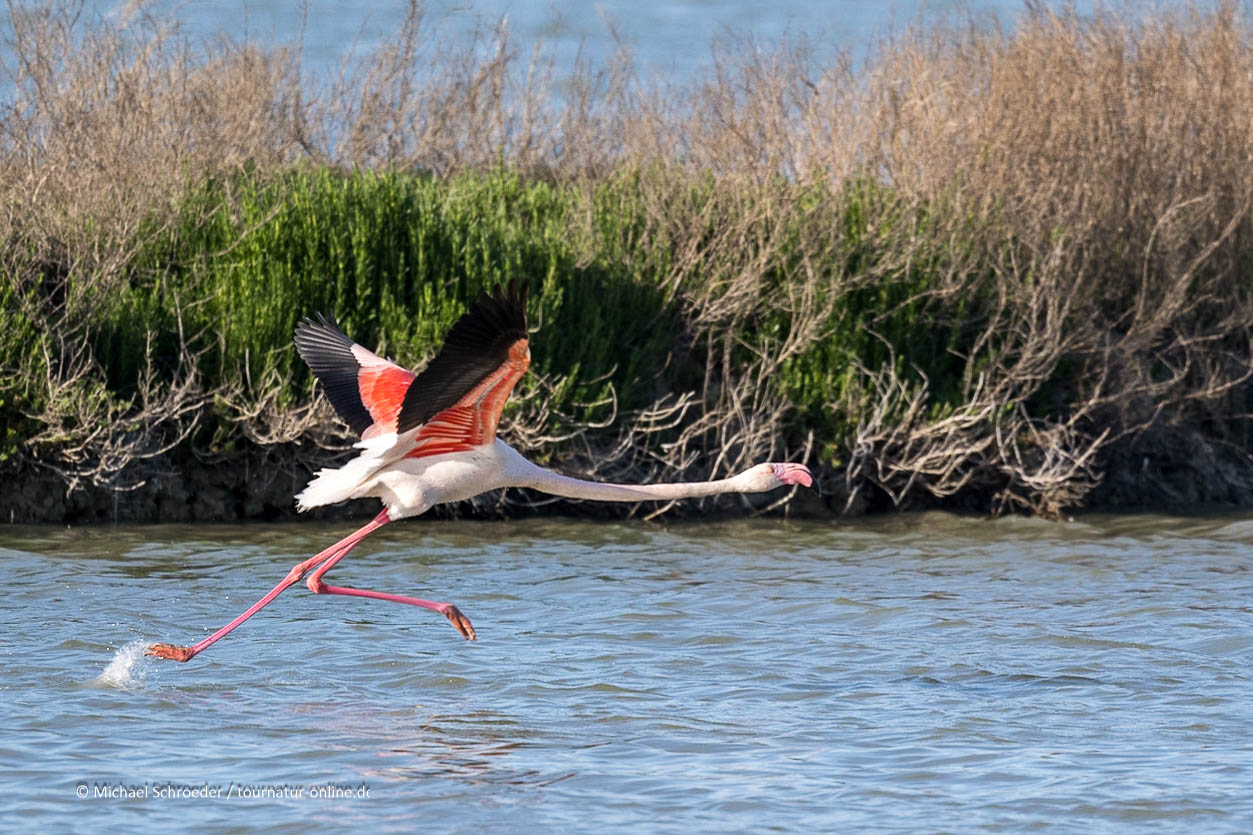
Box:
<box><xmin>771</xmin><ymin>463</ymin><xmax>816</xmax><ymax>491</ymax></box>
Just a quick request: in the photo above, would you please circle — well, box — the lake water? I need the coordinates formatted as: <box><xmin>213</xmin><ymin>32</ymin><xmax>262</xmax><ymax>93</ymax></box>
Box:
<box><xmin>77</xmin><ymin>0</ymin><xmax>1155</xmax><ymax>82</ymax></box>
<box><xmin>4</xmin><ymin>513</ymin><xmax>1253</xmax><ymax>830</ymax></box>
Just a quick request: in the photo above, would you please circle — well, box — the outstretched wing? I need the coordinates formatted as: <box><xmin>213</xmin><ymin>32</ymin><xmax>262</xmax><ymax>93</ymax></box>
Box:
<box><xmin>294</xmin><ymin>313</ymin><xmax>415</xmax><ymax>439</ymax></box>
<box><xmin>403</xmin><ymin>280</ymin><xmax>530</xmax><ymax>457</ymax></box>
<box><xmin>293</xmin><ymin>281</ymin><xmax>530</xmax><ymax>453</ymax></box>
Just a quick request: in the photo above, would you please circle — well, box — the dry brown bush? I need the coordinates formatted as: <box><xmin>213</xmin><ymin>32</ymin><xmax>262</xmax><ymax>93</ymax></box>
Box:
<box><xmin>833</xmin><ymin>4</ymin><xmax>1253</xmax><ymax>513</ymax></box>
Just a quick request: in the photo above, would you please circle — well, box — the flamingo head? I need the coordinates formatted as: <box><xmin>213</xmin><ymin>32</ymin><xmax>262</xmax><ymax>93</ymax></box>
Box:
<box><xmin>739</xmin><ymin>462</ymin><xmax>815</xmax><ymax>492</ymax></box>
<box><xmin>769</xmin><ymin>462</ymin><xmax>814</xmax><ymax>489</ymax></box>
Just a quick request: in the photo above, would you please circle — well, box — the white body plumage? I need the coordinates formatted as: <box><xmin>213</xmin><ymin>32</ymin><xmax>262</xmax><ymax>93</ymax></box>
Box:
<box><xmin>297</xmin><ymin>437</ymin><xmax>535</xmax><ymax>519</ymax></box>
<box><xmin>297</xmin><ymin>436</ymin><xmax>811</xmax><ymax>520</ymax></box>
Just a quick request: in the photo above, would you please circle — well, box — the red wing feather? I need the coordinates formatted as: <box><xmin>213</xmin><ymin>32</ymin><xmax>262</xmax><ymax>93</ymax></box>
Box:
<box><xmin>355</xmin><ymin>360</ymin><xmax>414</xmax><ymax>436</ymax></box>
<box><xmin>396</xmin><ymin>281</ymin><xmax>529</xmax><ymax>434</ymax></box>
<box><xmin>407</xmin><ymin>338</ymin><xmax>530</xmax><ymax>458</ymax></box>
<box><xmin>294</xmin><ymin>314</ymin><xmax>416</xmax><ymax>437</ymax></box>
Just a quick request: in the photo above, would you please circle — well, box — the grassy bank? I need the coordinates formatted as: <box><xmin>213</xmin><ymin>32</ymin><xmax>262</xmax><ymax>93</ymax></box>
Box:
<box><xmin>4</xmin><ymin>2</ymin><xmax>1253</xmax><ymax>521</ymax></box>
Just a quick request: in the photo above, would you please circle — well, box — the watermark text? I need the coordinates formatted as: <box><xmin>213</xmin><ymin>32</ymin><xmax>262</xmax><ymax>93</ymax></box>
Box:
<box><xmin>76</xmin><ymin>782</ymin><xmax>371</xmax><ymax>800</ymax></box>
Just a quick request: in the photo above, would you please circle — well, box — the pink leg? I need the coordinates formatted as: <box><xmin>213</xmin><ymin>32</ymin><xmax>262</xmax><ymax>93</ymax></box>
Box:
<box><xmin>147</xmin><ymin>510</ymin><xmax>391</xmax><ymax>662</ymax></box>
<box><xmin>304</xmin><ymin>539</ymin><xmax>476</xmax><ymax>640</ymax></box>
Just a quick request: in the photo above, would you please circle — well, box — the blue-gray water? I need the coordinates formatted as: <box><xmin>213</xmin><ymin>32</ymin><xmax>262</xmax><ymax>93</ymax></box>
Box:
<box><xmin>4</xmin><ymin>513</ymin><xmax>1253</xmax><ymax>830</ymax></box>
<box><xmin>70</xmin><ymin>0</ymin><xmax>1163</xmax><ymax>82</ymax></box>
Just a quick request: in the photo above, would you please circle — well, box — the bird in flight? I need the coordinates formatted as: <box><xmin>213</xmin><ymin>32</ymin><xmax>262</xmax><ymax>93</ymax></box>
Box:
<box><xmin>148</xmin><ymin>281</ymin><xmax>814</xmax><ymax>662</ymax></box>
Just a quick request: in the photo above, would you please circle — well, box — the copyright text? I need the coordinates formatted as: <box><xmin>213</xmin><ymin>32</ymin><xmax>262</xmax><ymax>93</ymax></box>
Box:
<box><xmin>75</xmin><ymin>782</ymin><xmax>371</xmax><ymax>800</ymax></box>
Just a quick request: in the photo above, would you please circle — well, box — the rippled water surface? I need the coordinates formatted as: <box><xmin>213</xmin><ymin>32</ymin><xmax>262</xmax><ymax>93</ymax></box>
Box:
<box><xmin>4</xmin><ymin>513</ymin><xmax>1253</xmax><ymax>830</ymax></box>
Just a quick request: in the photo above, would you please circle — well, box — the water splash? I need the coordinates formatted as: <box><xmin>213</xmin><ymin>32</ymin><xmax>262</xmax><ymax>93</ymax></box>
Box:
<box><xmin>92</xmin><ymin>640</ymin><xmax>154</xmax><ymax>689</ymax></box>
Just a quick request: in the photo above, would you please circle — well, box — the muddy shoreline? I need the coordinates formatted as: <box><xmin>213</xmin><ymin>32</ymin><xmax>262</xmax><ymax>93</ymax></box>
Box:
<box><xmin>7</xmin><ymin>427</ymin><xmax>1252</xmax><ymax>525</ymax></box>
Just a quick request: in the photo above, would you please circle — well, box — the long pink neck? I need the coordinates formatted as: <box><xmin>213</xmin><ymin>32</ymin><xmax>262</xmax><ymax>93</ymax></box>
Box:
<box><xmin>524</xmin><ymin>467</ymin><xmax>747</xmax><ymax>502</ymax></box>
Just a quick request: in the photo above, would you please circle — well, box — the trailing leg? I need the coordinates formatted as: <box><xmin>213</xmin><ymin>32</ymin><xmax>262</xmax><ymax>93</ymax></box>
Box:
<box><xmin>146</xmin><ymin>510</ymin><xmax>392</xmax><ymax>662</ymax></box>
<box><xmin>303</xmin><ymin>541</ymin><xmax>476</xmax><ymax>640</ymax></box>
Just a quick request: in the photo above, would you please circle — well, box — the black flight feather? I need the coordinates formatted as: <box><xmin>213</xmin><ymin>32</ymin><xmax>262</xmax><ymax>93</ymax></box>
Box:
<box><xmin>396</xmin><ymin>280</ymin><xmax>529</xmax><ymax>434</ymax></box>
<box><xmin>293</xmin><ymin>313</ymin><xmax>374</xmax><ymax>436</ymax></box>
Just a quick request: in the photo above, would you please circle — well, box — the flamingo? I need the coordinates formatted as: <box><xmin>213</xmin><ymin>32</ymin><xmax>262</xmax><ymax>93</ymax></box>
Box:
<box><xmin>147</xmin><ymin>281</ymin><xmax>814</xmax><ymax>662</ymax></box>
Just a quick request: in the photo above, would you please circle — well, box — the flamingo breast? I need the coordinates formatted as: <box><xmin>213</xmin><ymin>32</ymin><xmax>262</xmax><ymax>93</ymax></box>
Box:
<box><xmin>369</xmin><ymin>441</ymin><xmax>520</xmax><ymax>517</ymax></box>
